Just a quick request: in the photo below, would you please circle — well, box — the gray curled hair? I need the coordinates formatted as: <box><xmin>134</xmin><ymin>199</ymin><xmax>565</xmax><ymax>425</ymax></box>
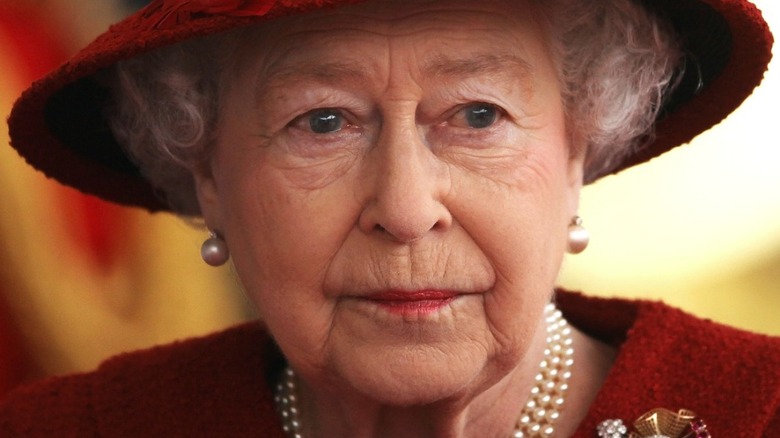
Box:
<box><xmin>107</xmin><ymin>34</ymin><xmax>238</xmax><ymax>215</ymax></box>
<box><xmin>537</xmin><ymin>0</ymin><xmax>682</xmax><ymax>182</ymax></box>
<box><xmin>107</xmin><ymin>0</ymin><xmax>681</xmax><ymax>215</ymax></box>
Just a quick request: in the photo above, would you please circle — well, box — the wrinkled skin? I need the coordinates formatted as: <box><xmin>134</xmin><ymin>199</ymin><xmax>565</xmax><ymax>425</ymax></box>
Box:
<box><xmin>194</xmin><ymin>0</ymin><xmax>608</xmax><ymax>436</ymax></box>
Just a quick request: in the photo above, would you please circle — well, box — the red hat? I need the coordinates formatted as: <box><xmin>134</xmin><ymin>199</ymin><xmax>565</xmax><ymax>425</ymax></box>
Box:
<box><xmin>7</xmin><ymin>0</ymin><xmax>774</xmax><ymax>212</ymax></box>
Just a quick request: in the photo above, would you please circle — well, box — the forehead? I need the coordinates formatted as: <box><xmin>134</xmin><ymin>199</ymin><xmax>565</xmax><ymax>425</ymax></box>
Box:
<box><xmin>228</xmin><ymin>0</ymin><xmax>553</xmax><ymax>88</ymax></box>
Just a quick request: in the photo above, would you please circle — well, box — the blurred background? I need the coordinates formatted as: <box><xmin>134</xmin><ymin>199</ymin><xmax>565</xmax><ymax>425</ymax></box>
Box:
<box><xmin>0</xmin><ymin>0</ymin><xmax>250</xmax><ymax>397</ymax></box>
<box><xmin>559</xmin><ymin>0</ymin><xmax>780</xmax><ymax>335</ymax></box>
<box><xmin>0</xmin><ymin>0</ymin><xmax>778</xmax><ymax>398</ymax></box>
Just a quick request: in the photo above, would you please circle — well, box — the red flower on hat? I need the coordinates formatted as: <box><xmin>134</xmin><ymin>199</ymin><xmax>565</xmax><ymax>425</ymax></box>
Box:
<box><xmin>141</xmin><ymin>0</ymin><xmax>276</xmax><ymax>30</ymax></box>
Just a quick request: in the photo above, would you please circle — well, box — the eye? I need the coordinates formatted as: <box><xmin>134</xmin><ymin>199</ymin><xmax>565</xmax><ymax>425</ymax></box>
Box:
<box><xmin>301</xmin><ymin>108</ymin><xmax>345</xmax><ymax>134</ymax></box>
<box><xmin>451</xmin><ymin>103</ymin><xmax>500</xmax><ymax>129</ymax></box>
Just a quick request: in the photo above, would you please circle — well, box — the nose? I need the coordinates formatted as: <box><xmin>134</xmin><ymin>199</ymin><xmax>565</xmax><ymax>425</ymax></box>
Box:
<box><xmin>358</xmin><ymin>122</ymin><xmax>452</xmax><ymax>243</ymax></box>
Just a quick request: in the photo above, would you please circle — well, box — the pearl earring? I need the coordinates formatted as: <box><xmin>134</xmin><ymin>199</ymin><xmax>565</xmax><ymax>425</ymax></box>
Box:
<box><xmin>201</xmin><ymin>231</ymin><xmax>230</xmax><ymax>266</ymax></box>
<box><xmin>567</xmin><ymin>216</ymin><xmax>590</xmax><ymax>254</ymax></box>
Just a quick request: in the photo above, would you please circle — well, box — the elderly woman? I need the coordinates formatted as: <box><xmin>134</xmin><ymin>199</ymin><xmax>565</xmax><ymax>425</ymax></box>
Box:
<box><xmin>1</xmin><ymin>0</ymin><xmax>778</xmax><ymax>436</ymax></box>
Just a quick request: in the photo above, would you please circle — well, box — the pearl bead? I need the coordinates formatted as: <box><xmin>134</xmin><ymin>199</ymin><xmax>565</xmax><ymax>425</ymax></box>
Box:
<box><xmin>567</xmin><ymin>226</ymin><xmax>589</xmax><ymax>253</ymax></box>
<box><xmin>200</xmin><ymin>233</ymin><xmax>229</xmax><ymax>266</ymax></box>
<box><xmin>567</xmin><ymin>216</ymin><xmax>590</xmax><ymax>254</ymax></box>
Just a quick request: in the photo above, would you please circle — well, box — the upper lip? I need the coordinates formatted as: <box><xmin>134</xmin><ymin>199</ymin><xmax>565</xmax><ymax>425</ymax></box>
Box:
<box><xmin>365</xmin><ymin>290</ymin><xmax>461</xmax><ymax>301</ymax></box>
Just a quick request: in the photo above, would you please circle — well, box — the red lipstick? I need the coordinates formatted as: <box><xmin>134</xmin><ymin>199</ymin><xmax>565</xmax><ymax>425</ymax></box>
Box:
<box><xmin>366</xmin><ymin>290</ymin><xmax>458</xmax><ymax>315</ymax></box>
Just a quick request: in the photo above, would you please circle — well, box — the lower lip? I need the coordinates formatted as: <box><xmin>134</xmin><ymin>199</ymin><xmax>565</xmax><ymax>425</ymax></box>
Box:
<box><xmin>365</xmin><ymin>291</ymin><xmax>458</xmax><ymax>315</ymax></box>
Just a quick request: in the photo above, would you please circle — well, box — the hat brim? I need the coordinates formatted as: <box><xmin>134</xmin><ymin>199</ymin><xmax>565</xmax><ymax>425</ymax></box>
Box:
<box><xmin>7</xmin><ymin>0</ymin><xmax>774</xmax><ymax>212</ymax></box>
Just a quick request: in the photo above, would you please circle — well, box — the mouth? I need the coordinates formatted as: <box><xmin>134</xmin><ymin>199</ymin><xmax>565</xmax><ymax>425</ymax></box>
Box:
<box><xmin>362</xmin><ymin>290</ymin><xmax>460</xmax><ymax>315</ymax></box>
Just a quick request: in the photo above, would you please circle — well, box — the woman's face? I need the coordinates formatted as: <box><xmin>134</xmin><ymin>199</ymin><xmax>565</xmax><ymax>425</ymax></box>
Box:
<box><xmin>196</xmin><ymin>0</ymin><xmax>584</xmax><ymax>405</ymax></box>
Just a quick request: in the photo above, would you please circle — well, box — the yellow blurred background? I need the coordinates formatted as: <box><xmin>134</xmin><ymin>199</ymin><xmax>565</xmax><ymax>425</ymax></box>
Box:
<box><xmin>0</xmin><ymin>0</ymin><xmax>251</xmax><ymax>394</ymax></box>
<box><xmin>559</xmin><ymin>0</ymin><xmax>780</xmax><ymax>335</ymax></box>
<box><xmin>0</xmin><ymin>0</ymin><xmax>777</xmax><ymax>397</ymax></box>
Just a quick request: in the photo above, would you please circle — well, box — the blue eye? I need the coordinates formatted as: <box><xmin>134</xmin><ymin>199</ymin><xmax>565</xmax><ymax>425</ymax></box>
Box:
<box><xmin>463</xmin><ymin>103</ymin><xmax>498</xmax><ymax>129</ymax></box>
<box><xmin>308</xmin><ymin>109</ymin><xmax>343</xmax><ymax>134</ymax></box>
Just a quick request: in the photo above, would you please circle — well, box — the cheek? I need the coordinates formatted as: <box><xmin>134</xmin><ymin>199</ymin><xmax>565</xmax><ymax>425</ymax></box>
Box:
<box><xmin>443</xmin><ymin>131</ymin><xmax>572</xmax><ymax>324</ymax></box>
<box><xmin>215</xmin><ymin>165</ymin><xmax>365</xmax><ymax>363</ymax></box>
<box><xmin>448</xmin><ymin>132</ymin><xmax>572</xmax><ymax>253</ymax></box>
<box><xmin>215</xmin><ymin>157</ymin><xmax>361</xmax><ymax>301</ymax></box>
<box><xmin>450</xmin><ymin>172</ymin><xmax>567</xmax><ymax>290</ymax></box>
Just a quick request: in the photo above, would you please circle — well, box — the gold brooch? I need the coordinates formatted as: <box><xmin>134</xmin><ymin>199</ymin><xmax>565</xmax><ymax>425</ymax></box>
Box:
<box><xmin>597</xmin><ymin>408</ymin><xmax>710</xmax><ymax>438</ymax></box>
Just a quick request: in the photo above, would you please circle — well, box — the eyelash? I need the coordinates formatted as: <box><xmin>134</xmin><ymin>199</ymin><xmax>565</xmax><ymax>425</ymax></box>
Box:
<box><xmin>285</xmin><ymin>101</ymin><xmax>508</xmax><ymax>150</ymax></box>
<box><xmin>289</xmin><ymin>109</ymin><xmax>347</xmax><ymax>134</ymax></box>
<box><xmin>447</xmin><ymin>102</ymin><xmax>505</xmax><ymax>129</ymax></box>
<box><xmin>281</xmin><ymin>108</ymin><xmax>367</xmax><ymax>158</ymax></box>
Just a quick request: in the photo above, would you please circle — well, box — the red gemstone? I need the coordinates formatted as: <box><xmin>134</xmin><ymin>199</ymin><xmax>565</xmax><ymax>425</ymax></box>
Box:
<box><xmin>689</xmin><ymin>418</ymin><xmax>710</xmax><ymax>437</ymax></box>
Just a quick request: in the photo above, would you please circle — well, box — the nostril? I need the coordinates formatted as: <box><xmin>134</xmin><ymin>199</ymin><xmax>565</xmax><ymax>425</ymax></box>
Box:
<box><xmin>363</xmin><ymin>203</ymin><xmax>452</xmax><ymax>242</ymax></box>
<box><xmin>431</xmin><ymin>218</ymin><xmax>447</xmax><ymax>231</ymax></box>
<box><xmin>374</xmin><ymin>223</ymin><xmax>415</xmax><ymax>242</ymax></box>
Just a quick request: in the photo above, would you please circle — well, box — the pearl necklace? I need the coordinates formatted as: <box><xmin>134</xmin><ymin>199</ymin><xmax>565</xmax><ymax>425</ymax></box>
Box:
<box><xmin>274</xmin><ymin>303</ymin><xmax>573</xmax><ymax>438</ymax></box>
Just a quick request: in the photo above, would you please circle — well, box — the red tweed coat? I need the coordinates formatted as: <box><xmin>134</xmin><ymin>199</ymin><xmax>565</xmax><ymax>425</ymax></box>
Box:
<box><xmin>1</xmin><ymin>291</ymin><xmax>779</xmax><ymax>437</ymax></box>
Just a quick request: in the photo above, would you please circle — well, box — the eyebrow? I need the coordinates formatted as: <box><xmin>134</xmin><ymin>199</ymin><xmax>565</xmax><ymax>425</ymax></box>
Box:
<box><xmin>281</xmin><ymin>61</ymin><xmax>370</xmax><ymax>82</ymax></box>
<box><xmin>254</xmin><ymin>61</ymin><xmax>371</xmax><ymax>105</ymax></box>
<box><xmin>423</xmin><ymin>53</ymin><xmax>536</xmax><ymax>96</ymax></box>
<box><xmin>423</xmin><ymin>53</ymin><xmax>534</xmax><ymax>78</ymax></box>
<box><xmin>254</xmin><ymin>53</ymin><xmax>536</xmax><ymax>104</ymax></box>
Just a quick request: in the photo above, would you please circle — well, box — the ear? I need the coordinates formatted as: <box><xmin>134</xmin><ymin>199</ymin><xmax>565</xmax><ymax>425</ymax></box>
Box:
<box><xmin>192</xmin><ymin>161</ymin><xmax>223</xmax><ymax>231</ymax></box>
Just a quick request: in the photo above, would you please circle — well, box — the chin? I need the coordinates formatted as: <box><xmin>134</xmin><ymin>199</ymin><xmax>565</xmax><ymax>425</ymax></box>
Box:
<box><xmin>330</xmin><ymin>342</ymin><xmax>498</xmax><ymax>406</ymax></box>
